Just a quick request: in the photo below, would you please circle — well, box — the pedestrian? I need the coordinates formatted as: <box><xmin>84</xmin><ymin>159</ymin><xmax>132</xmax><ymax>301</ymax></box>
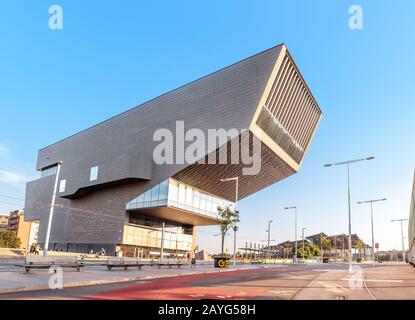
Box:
<box><xmin>34</xmin><ymin>243</ymin><xmax>40</xmax><ymax>256</ymax></box>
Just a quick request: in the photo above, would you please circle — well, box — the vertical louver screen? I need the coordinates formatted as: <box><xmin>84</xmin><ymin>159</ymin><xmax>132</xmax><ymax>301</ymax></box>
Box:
<box><xmin>257</xmin><ymin>52</ymin><xmax>322</xmax><ymax>164</ymax></box>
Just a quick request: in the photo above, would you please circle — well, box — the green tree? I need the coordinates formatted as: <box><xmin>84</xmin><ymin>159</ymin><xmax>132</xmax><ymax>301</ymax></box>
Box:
<box><xmin>318</xmin><ymin>236</ymin><xmax>333</xmax><ymax>257</ymax></box>
<box><xmin>0</xmin><ymin>231</ymin><xmax>21</xmax><ymax>249</ymax></box>
<box><xmin>218</xmin><ymin>206</ymin><xmax>239</xmax><ymax>255</ymax></box>
<box><xmin>297</xmin><ymin>243</ymin><xmax>321</xmax><ymax>258</ymax></box>
<box><xmin>355</xmin><ymin>240</ymin><xmax>365</xmax><ymax>259</ymax></box>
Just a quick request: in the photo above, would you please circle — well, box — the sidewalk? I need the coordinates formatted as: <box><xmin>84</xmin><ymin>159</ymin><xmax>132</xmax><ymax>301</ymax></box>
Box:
<box><xmin>0</xmin><ymin>262</ymin><xmax>282</xmax><ymax>294</ymax></box>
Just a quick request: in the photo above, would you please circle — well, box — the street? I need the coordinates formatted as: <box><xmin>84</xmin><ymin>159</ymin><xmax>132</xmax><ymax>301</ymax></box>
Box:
<box><xmin>1</xmin><ymin>263</ymin><xmax>414</xmax><ymax>300</ymax></box>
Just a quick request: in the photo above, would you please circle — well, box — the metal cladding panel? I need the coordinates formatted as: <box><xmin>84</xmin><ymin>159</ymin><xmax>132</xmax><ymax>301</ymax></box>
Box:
<box><xmin>173</xmin><ymin>132</ymin><xmax>296</xmax><ymax>202</ymax></box>
<box><xmin>59</xmin><ymin>153</ymin><xmax>153</xmax><ymax>198</ymax></box>
<box><xmin>25</xmin><ymin>177</ymin><xmax>54</xmax><ymax>221</ymax></box>
<box><xmin>26</xmin><ymin>45</ymin><xmax>284</xmax><ymax>246</ymax></box>
<box><xmin>255</xmin><ymin>49</ymin><xmax>322</xmax><ymax>166</ymax></box>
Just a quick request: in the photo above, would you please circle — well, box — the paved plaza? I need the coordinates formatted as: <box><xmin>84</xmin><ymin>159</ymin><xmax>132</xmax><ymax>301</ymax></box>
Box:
<box><xmin>1</xmin><ymin>262</ymin><xmax>414</xmax><ymax>300</ymax></box>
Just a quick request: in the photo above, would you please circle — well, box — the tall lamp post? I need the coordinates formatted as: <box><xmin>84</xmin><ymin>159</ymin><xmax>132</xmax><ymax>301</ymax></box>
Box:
<box><xmin>302</xmin><ymin>227</ymin><xmax>307</xmax><ymax>262</ymax></box>
<box><xmin>266</xmin><ymin>220</ymin><xmax>273</xmax><ymax>261</ymax></box>
<box><xmin>391</xmin><ymin>218</ymin><xmax>408</xmax><ymax>264</ymax></box>
<box><xmin>284</xmin><ymin>206</ymin><xmax>298</xmax><ymax>263</ymax></box>
<box><xmin>44</xmin><ymin>161</ymin><xmax>63</xmax><ymax>257</ymax></box>
<box><xmin>221</xmin><ymin>177</ymin><xmax>239</xmax><ymax>268</ymax></box>
<box><xmin>357</xmin><ymin>198</ymin><xmax>387</xmax><ymax>264</ymax></box>
<box><xmin>324</xmin><ymin>156</ymin><xmax>375</xmax><ymax>272</ymax></box>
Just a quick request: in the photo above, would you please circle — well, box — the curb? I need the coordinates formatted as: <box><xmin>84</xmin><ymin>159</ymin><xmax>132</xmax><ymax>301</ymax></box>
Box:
<box><xmin>0</xmin><ymin>265</ymin><xmax>272</xmax><ymax>295</ymax></box>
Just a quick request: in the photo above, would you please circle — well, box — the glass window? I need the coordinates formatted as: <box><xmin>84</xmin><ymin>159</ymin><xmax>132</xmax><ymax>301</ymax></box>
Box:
<box><xmin>193</xmin><ymin>191</ymin><xmax>200</xmax><ymax>209</ymax></box>
<box><xmin>59</xmin><ymin>179</ymin><xmax>66</xmax><ymax>193</ymax></box>
<box><xmin>169</xmin><ymin>180</ymin><xmax>178</xmax><ymax>202</ymax></box>
<box><xmin>41</xmin><ymin>165</ymin><xmax>58</xmax><ymax>178</ymax></box>
<box><xmin>151</xmin><ymin>184</ymin><xmax>160</xmax><ymax>202</ymax></box>
<box><xmin>212</xmin><ymin>197</ymin><xmax>218</xmax><ymax>214</ymax></box>
<box><xmin>159</xmin><ymin>180</ymin><xmax>169</xmax><ymax>200</ymax></box>
<box><xmin>90</xmin><ymin>166</ymin><xmax>99</xmax><ymax>181</ymax></box>
<box><xmin>186</xmin><ymin>187</ymin><xmax>193</xmax><ymax>206</ymax></box>
<box><xmin>205</xmin><ymin>195</ymin><xmax>212</xmax><ymax>213</ymax></box>
<box><xmin>200</xmin><ymin>194</ymin><xmax>206</xmax><ymax>211</ymax></box>
<box><xmin>143</xmin><ymin>189</ymin><xmax>152</xmax><ymax>203</ymax></box>
<box><xmin>178</xmin><ymin>183</ymin><xmax>186</xmax><ymax>204</ymax></box>
<box><xmin>136</xmin><ymin>194</ymin><xmax>144</xmax><ymax>204</ymax></box>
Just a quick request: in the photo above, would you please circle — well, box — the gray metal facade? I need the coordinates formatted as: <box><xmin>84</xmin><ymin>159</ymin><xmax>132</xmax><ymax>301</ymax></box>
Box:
<box><xmin>24</xmin><ymin>44</ymin><xmax>322</xmax><ymax>255</ymax></box>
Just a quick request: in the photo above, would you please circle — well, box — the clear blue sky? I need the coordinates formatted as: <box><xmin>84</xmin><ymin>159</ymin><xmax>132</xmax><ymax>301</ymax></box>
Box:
<box><xmin>0</xmin><ymin>1</ymin><xmax>414</xmax><ymax>252</ymax></box>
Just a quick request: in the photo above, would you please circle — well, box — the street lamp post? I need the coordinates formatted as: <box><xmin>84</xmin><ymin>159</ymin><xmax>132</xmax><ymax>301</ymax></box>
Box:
<box><xmin>391</xmin><ymin>219</ymin><xmax>408</xmax><ymax>264</ymax></box>
<box><xmin>44</xmin><ymin>161</ymin><xmax>63</xmax><ymax>257</ymax></box>
<box><xmin>160</xmin><ymin>222</ymin><xmax>165</xmax><ymax>260</ymax></box>
<box><xmin>302</xmin><ymin>227</ymin><xmax>307</xmax><ymax>262</ymax></box>
<box><xmin>357</xmin><ymin>198</ymin><xmax>387</xmax><ymax>264</ymax></box>
<box><xmin>267</xmin><ymin>220</ymin><xmax>273</xmax><ymax>261</ymax></box>
<box><xmin>324</xmin><ymin>156</ymin><xmax>375</xmax><ymax>272</ymax></box>
<box><xmin>221</xmin><ymin>177</ymin><xmax>239</xmax><ymax>268</ymax></box>
<box><xmin>284</xmin><ymin>206</ymin><xmax>297</xmax><ymax>263</ymax></box>
<box><xmin>334</xmin><ymin>235</ymin><xmax>337</xmax><ymax>262</ymax></box>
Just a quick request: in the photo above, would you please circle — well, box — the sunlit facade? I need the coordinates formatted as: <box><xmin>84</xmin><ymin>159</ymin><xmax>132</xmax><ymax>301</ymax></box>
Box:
<box><xmin>126</xmin><ymin>179</ymin><xmax>234</xmax><ymax>220</ymax></box>
<box><xmin>24</xmin><ymin>44</ymin><xmax>322</xmax><ymax>257</ymax></box>
<box><xmin>122</xmin><ymin>214</ymin><xmax>193</xmax><ymax>258</ymax></box>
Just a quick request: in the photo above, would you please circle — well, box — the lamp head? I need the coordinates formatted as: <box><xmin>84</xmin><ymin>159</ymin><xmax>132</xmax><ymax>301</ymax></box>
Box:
<box><xmin>284</xmin><ymin>206</ymin><xmax>296</xmax><ymax>210</ymax></box>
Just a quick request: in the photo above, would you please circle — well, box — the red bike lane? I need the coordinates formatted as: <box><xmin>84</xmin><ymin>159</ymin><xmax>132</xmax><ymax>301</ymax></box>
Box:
<box><xmin>86</xmin><ymin>267</ymin><xmax>290</xmax><ymax>300</ymax></box>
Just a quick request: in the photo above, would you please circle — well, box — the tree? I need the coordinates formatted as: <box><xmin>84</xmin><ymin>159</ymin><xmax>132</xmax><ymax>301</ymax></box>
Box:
<box><xmin>217</xmin><ymin>206</ymin><xmax>240</xmax><ymax>255</ymax></box>
<box><xmin>296</xmin><ymin>243</ymin><xmax>321</xmax><ymax>259</ymax></box>
<box><xmin>318</xmin><ymin>236</ymin><xmax>333</xmax><ymax>257</ymax></box>
<box><xmin>355</xmin><ymin>240</ymin><xmax>365</xmax><ymax>259</ymax></box>
<box><xmin>0</xmin><ymin>231</ymin><xmax>21</xmax><ymax>249</ymax></box>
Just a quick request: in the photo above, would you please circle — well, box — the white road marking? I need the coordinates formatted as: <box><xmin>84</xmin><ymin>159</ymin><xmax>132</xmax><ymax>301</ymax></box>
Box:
<box><xmin>312</xmin><ymin>269</ymin><xmax>345</xmax><ymax>272</ymax></box>
<box><xmin>269</xmin><ymin>290</ymin><xmax>295</xmax><ymax>296</ymax></box>
<box><xmin>318</xmin><ymin>281</ymin><xmax>347</xmax><ymax>294</ymax></box>
<box><xmin>341</xmin><ymin>278</ymin><xmax>403</xmax><ymax>283</ymax></box>
<box><xmin>363</xmin><ymin>273</ymin><xmax>377</xmax><ymax>300</ymax></box>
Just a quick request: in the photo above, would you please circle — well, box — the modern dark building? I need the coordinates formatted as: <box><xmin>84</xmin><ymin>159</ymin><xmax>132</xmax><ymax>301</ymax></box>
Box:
<box><xmin>24</xmin><ymin>44</ymin><xmax>322</xmax><ymax>257</ymax></box>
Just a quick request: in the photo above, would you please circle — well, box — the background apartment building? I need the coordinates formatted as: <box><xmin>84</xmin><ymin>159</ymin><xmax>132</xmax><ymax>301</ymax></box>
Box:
<box><xmin>6</xmin><ymin>210</ymin><xmax>39</xmax><ymax>250</ymax></box>
<box><xmin>0</xmin><ymin>215</ymin><xmax>9</xmax><ymax>232</ymax></box>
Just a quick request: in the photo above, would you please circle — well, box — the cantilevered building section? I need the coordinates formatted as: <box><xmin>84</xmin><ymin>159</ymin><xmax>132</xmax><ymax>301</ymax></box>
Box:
<box><xmin>24</xmin><ymin>44</ymin><xmax>322</xmax><ymax>257</ymax></box>
<box><xmin>408</xmin><ymin>170</ymin><xmax>415</xmax><ymax>264</ymax></box>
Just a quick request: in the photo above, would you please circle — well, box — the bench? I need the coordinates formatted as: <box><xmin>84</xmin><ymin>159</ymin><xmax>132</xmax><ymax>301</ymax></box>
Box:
<box><xmin>250</xmin><ymin>260</ymin><xmax>263</xmax><ymax>265</ymax></box>
<box><xmin>104</xmin><ymin>257</ymin><xmax>146</xmax><ymax>271</ymax></box>
<box><xmin>156</xmin><ymin>259</ymin><xmax>184</xmax><ymax>269</ymax></box>
<box><xmin>15</xmin><ymin>256</ymin><xmax>85</xmax><ymax>273</ymax></box>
